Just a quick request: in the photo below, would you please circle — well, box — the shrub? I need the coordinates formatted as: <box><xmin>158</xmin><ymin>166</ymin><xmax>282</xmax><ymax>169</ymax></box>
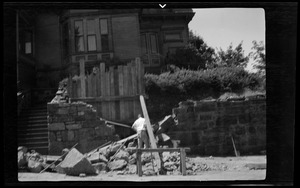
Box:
<box><xmin>145</xmin><ymin>66</ymin><xmax>262</xmax><ymax>95</ymax></box>
<box><xmin>145</xmin><ymin>66</ymin><xmax>264</xmax><ymax>120</ymax></box>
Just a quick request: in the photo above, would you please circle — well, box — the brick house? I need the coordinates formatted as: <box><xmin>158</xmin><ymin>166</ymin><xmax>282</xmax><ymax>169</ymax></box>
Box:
<box><xmin>15</xmin><ymin>8</ymin><xmax>195</xmax><ymax>91</ymax></box>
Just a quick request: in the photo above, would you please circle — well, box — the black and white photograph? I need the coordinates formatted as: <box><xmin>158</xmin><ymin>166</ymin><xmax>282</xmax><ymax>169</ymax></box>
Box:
<box><xmin>3</xmin><ymin>2</ymin><xmax>295</xmax><ymax>186</ymax></box>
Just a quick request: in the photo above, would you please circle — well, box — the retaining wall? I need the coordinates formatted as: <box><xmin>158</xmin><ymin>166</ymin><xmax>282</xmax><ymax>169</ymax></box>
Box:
<box><xmin>170</xmin><ymin>98</ymin><xmax>266</xmax><ymax>156</ymax></box>
<box><xmin>47</xmin><ymin>101</ymin><xmax>115</xmax><ymax>155</ymax></box>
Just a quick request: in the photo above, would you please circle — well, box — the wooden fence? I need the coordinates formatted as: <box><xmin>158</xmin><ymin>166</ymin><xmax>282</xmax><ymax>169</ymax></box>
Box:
<box><xmin>67</xmin><ymin>58</ymin><xmax>145</xmax><ymax>123</ymax></box>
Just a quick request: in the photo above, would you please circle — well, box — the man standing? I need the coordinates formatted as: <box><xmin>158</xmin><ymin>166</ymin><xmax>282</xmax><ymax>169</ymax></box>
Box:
<box><xmin>132</xmin><ymin>114</ymin><xmax>150</xmax><ymax>148</ymax></box>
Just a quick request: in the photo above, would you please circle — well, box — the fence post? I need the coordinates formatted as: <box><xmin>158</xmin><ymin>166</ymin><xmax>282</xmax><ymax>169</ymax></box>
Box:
<box><xmin>79</xmin><ymin>59</ymin><xmax>86</xmax><ymax>98</ymax></box>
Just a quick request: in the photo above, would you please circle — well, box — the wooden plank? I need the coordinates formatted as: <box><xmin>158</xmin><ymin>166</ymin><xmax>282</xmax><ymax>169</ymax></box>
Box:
<box><xmin>137</xmin><ymin>150</ymin><xmax>142</xmax><ymax>177</ymax></box>
<box><xmin>140</xmin><ymin>61</ymin><xmax>145</xmax><ymax>95</ymax></box>
<box><xmin>79</xmin><ymin>59</ymin><xmax>86</xmax><ymax>98</ymax></box>
<box><xmin>123</xmin><ymin>65</ymin><xmax>129</xmax><ymax>120</ymax></box>
<box><xmin>135</xmin><ymin>58</ymin><xmax>140</xmax><ymax>94</ymax></box>
<box><xmin>127</xmin><ymin>66</ymin><xmax>134</xmax><ymax>120</ymax></box>
<box><xmin>96</xmin><ymin>70</ymin><xmax>101</xmax><ymax>97</ymax></box>
<box><xmin>77</xmin><ymin>79</ymin><xmax>81</xmax><ymax>98</ymax></box>
<box><xmin>105</xmin><ymin>71</ymin><xmax>111</xmax><ymax>120</ymax></box>
<box><xmin>100</xmin><ymin>63</ymin><xmax>105</xmax><ymax>97</ymax></box>
<box><xmin>91</xmin><ymin>73</ymin><xmax>96</xmax><ymax>97</ymax></box>
<box><xmin>87</xmin><ymin>73</ymin><xmax>92</xmax><ymax>97</ymax></box>
<box><xmin>180</xmin><ymin>148</ymin><xmax>187</xmax><ymax>176</ymax></box>
<box><xmin>139</xmin><ymin>95</ymin><xmax>161</xmax><ymax>170</ymax></box>
<box><xmin>118</xmin><ymin>65</ymin><xmax>124</xmax><ymax>121</ymax></box>
<box><xmin>71</xmin><ymin>95</ymin><xmax>140</xmax><ymax>102</ymax></box>
<box><xmin>131</xmin><ymin>62</ymin><xmax>137</xmax><ymax>95</ymax></box>
<box><xmin>131</xmin><ymin>62</ymin><xmax>137</xmax><ymax>118</ymax></box>
<box><xmin>100</xmin><ymin>63</ymin><xmax>106</xmax><ymax>119</ymax></box>
<box><xmin>109</xmin><ymin>67</ymin><xmax>115</xmax><ymax>120</ymax></box>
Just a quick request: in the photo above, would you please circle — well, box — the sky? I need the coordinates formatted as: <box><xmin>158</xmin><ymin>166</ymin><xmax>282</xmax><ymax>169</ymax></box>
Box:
<box><xmin>188</xmin><ymin>8</ymin><xmax>265</xmax><ymax>72</ymax></box>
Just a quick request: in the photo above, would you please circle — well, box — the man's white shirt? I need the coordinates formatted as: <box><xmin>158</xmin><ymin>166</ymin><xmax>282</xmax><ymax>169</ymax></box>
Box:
<box><xmin>132</xmin><ymin>117</ymin><xmax>146</xmax><ymax>133</ymax></box>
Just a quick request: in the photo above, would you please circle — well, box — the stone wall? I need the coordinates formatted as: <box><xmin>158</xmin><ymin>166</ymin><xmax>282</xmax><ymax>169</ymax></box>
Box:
<box><xmin>47</xmin><ymin>101</ymin><xmax>115</xmax><ymax>155</ymax></box>
<box><xmin>171</xmin><ymin>97</ymin><xmax>266</xmax><ymax>156</ymax></box>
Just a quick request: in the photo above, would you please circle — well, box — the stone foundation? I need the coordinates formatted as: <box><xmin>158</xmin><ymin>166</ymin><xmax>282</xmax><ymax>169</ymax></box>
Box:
<box><xmin>47</xmin><ymin>101</ymin><xmax>115</xmax><ymax>155</ymax></box>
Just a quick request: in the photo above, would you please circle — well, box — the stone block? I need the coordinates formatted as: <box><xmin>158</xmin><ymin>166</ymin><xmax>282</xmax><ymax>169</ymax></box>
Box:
<box><xmin>74</xmin><ymin>115</ymin><xmax>85</xmax><ymax>121</ymax></box>
<box><xmin>92</xmin><ymin>162</ymin><xmax>107</xmax><ymax>173</ymax></box>
<box><xmin>223</xmin><ymin>115</ymin><xmax>237</xmax><ymax>126</ymax></box>
<box><xmin>60</xmin><ymin>148</ymin><xmax>96</xmax><ymax>176</ymax></box>
<box><xmin>88</xmin><ymin>152</ymin><xmax>108</xmax><ymax>164</ymax></box>
<box><xmin>78</xmin><ymin>111</ymin><xmax>85</xmax><ymax>116</ymax></box>
<box><xmin>18</xmin><ymin>150</ymin><xmax>27</xmax><ymax>168</ymax></box>
<box><xmin>49</xmin><ymin>131</ymin><xmax>56</xmax><ymax>141</ymax></box>
<box><xmin>107</xmin><ymin>159</ymin><xmax>127</xmax><ymax>171</ymax></box>
<box><xmin>78</xmin><ymin>128</ymin><xmax>95</xmax><ymax>140</ymax></box>
<box><xmin>47</xmin><ymin>103</ymin><xmax>59</xmax><ymax>114</ymax></box>
<box><xmin>82</xmin><ymin>120</ymin><xmax>99</xmax><ymax>128</ymax></box>
<box><xmin>194</xmin><ymin>102</ymin><xmax>216</xmax><ymax>112</ymax></box>
<box><xmin>200</xmin><ymin>114</ymin><xmax>212</xmax><ymax>121</ymax></box>
<box><xmin>179</xmin><ymin>100</ymin><xmax>195</xmax><ymax>108</ymax></box>
<box><xmin>27</xmin><ymin>159</ymin><xmax>43</xmax><ymax>173</ymax></box>
<box><xmin>49</xmin><ymin>123</ymin><xmax>65</xmax><ymax>131</ymax></box>
<box><xmin>68</xmin><ymin>130</ymin><xmax>75</xmax><ymax>141</ymax></box>
<box><xmin>235</xmin><ymin>126</ymin><xmax>246</xmax><ymax>135</ymax></box>
<box><xmin>49</xmin><ymin>141</ymin><xmax>64</xmax><ymax>155</ymax></box>
<box><xmin>66</xmin><ymin>124</ymin><xmax>82</xmax><ymax>130</ymax></box>
<box><xmin>238</xmin><ymin>114</ymin><xmax>250</xmax><ymax>124</ymax></box>
<box><xmin>85</xmin><ymin>111</ymin><xmax>97</xmax><ymax>120</ymax></box>
<box><xmin>58</xmin><ymin>107</ymin><xmax>69</xmax><ymax>115</ymax></box>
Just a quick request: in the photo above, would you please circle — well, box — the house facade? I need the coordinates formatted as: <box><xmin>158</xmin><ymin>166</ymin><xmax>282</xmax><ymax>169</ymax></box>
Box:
<box><xmin>16</xmin><ymin>8</ymin><xmax>195</xmax><ymax>91</ymax></box>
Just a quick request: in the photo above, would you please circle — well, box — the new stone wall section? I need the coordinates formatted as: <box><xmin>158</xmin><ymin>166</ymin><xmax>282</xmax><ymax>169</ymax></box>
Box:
<box><xmin>47</xmin><ymin>101</ymin><xmax>115</xmax><ymax>155</ymax></box>
<box><xmin>171</xmin><ymin>98</ymin><xmax>266</xmax><ymax>156</ymax></box>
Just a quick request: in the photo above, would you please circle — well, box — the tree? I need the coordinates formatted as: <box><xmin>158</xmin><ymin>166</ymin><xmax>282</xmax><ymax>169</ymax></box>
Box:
<box><xmin>249</xmin><ymin>40</ymin><xmax>265</xmax><ymax>75</ymax></box>
<box><xmin>215</xmin><ymin>42</ymin><xmax>249</xmax><ymax>68</ymax></box>
<box><xmin>165</xmin><ymin>30</ymin><xmax>216</xmax><ymax>70</ymax></box>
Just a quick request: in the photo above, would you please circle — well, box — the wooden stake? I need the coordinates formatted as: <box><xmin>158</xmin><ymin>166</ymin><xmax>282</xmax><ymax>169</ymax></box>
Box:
<box><xmin>139</xmin><ymin>95</ymin><xmax>161</xmax><ymax>170</ymax></box>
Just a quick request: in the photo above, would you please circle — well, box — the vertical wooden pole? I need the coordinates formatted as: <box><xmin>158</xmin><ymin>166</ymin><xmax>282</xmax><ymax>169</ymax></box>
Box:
<box><xmin>180</xmin><ymin>148</ymin><xmax>186</xmax><ymax>176</ymax></box>
<box><xmin>79</xmin><ymin>59</ymin><xmax>86</xmax><ymax>98</ymax></box>
<box><xmin>139</xmin><ymin>95</ymin><xmax>161</xmax><ymax>170</ymax></box>
<box><xmin>136</xmin><ymin>149</ymin><xmax>142</xmax><ymax>177</ymax></box>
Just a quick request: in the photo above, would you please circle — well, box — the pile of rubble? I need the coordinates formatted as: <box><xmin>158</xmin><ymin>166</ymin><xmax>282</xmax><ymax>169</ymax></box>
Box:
<box><xmin>18</xmin><ymin>146</ymin><xmax>48</xmax><ymax>173</ymax></box>
<box><xmin>18</xmin><ymin>141</ymin><xmax>228</xmax><ymax>176</ymax></box>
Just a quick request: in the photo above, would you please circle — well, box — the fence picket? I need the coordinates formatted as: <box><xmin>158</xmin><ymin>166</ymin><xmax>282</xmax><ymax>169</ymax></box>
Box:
<box><xmin>69</xmin><ymin>58</ymin><xmax>144</xmax><ymax>122</ymax></box>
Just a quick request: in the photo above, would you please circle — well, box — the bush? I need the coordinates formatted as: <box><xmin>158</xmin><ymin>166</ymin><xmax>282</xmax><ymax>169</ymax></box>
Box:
<box><xmin>145</xmin><ymin>66</ymin><xmax>264</xmax><ymax>121</ymax></box>
<box><xmin>145</xmin><ymin>66</ymin><xmax>262</xmax><ymax>95</ymax></box>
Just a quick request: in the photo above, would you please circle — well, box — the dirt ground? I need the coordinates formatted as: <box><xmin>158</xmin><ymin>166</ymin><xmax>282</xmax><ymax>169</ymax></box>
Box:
<box><xmin>18</xmin><ymin>155</ymin><xmax>266</xmax><ymax>182</ymax></box>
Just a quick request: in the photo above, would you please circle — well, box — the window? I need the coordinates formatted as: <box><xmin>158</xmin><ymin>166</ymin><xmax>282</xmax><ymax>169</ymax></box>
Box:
<box><xmin>100</xmin><ymin>19</ymin><xmax>108</xmax><ymax>35</ymax></box>
<box><xmin>100</xmin><ymin>19</ymin><xmax>109</xmax><ymax>52</ymax></box>
<box><xmin>150</xmin><ymin>34</ymin><xmax>158</xmax><ymax>54</ymax></box>
<box><xmin>19</xmin><ymin>30</ymin><xmax>33</xmax><ymax>55</ymax></box>
<box><xmin>74</xmin><ymin>20</ymin><xmax>84</xmax><ymax>52</ymax></box>
<box><xmin>87</xmin><ymin>19</ymin><xmax>96</xmax><ymax>51</ymax></box>
<box><xmin>140</xmin><ymin>33</ymin><xmax>160</xmax><ymax>66</ymax></box>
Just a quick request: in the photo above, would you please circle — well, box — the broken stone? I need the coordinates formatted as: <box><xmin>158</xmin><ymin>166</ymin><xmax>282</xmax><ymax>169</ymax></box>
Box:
<box><xmin>142</xmin><ymin>162</ymin><xmax>157</xmax><ymax>176</ymax></box>
<box><xmin>125</xmin><ymin>146</ymin><xmax>137</xmax><ymax>155</ymax></box>
<box><xmin>87</xmin><ymin>152</ymin><xmax>108</xmax><ymax>164</ymax></box>
<box><xmin>18</xmin><ymin>146</ymin><xmax>28</xmax><ymax>153</ymax></box>
<box><xmin>162</xmin><ymin>152</ymin><xmax>171</xmax><ymax>162</ymax></box>
<box><xmin>107</xmin><ymin>159</ymin><xmax>127</xmax><ymax>171</ymax></box>
<box><xmin>125</xmin><ymin>164</ymin><xmax>136</xmax><ymax>174</ymax></box>
<box><xmin>92</xmin><ymin>162</ymin><xmax>107</xmax><ymax>173</ymax></box>
<box><xmin>141</xmin><ymin>152</ymin><xmax>154</xmax><ymax>165</ymax></box>
<box><xmin>113</xmin><ymin>149</ymin><xmax>130</xmax><ymax>162</ymax></box>
<box><xmin>128</xmin><ymin>153</ymin><xmax>136</xmax><ymax>165</ymax></box>
<box><xmin>18</xmin><ymin>150</ymin><xmax>27</xmax><ymax>168</ymax></box>
<box><xmin>59</xmin><ymin>148</ymin><xmax>96</xmax><ymax>176</ymax></box>
<box><xmin>27</xmin><ymin>159</ymin><xmax>44</xmax><ymax>173</ymax></box>
<box><xmin>163</xmin><ymin>161</ymin><xmax>177</xmax><ymax>171</ymax></box>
